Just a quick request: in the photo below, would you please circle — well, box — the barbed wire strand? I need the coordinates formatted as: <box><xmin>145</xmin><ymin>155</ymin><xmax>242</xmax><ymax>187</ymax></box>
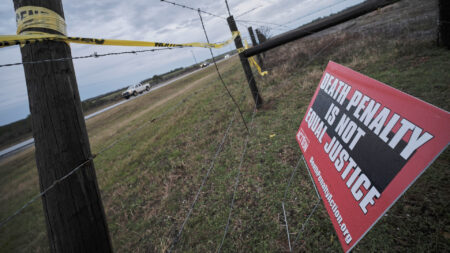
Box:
<box><xmin>0</xmin><ymin>70</ymin><xmax>212</xmax><ymax>230</ymax></box>
<box><xmin>167</xmin><ymin>96</ymin><xmax>243</xmax><ymax>253</ymax></box>
<box><xmin>2</xmin><ymin>2</ymin><xmax>361</xmax><ymax>244</ymax></box>
<box><xmin>262</xmin><ymin>23</ymin><xmax>353</xmax><ymax>75</ymax></box>
<box><xmin>235</xmin><ymin>19</ymin><xmax>291</xmax><ymax>29</ymax></box>
<box><xmin>0</xmin><ymin>158</ymin><xmax>93</xmax><ymax>228</ymax></box>
<box><xmin>246</xmin><ymin>6</ymin><xmax>359</xmax><ymax>38</ymax></box>
<box><xmin>282</xmin><ymin>0</ymin><xmax>353</xmax><ymax>27</ymax></box>
<box><xmin>160</xmin><ymin>0</ymin><xmax>226</xmax><ymax>20</ymax></box>
<box><xmin>198</xmin><ymin>9</ymin><xmax>250</xmax><ymax>133</ymax></box>
<box><xmin>166</xmin><ymin>12</ymin><xmax>257</xmax><ymax>252</ymax></box>
<box><xmin>235</xmin><ymin>2</ymin><xmax>341</xmax><ymax>33</ymax></box>
<box><xmin>0</xmin><ymin>48</ymin><xmax>174</xmax><ymax>68</ymax></box>
<box><xmin>236</xmin><ymin>6</ymin><xmax>262</xmax><ymax>18</ymax></box>
<box><xmin>216</xmin><ymin>92</ymin><xmax>259</xmax><ymax>253</ymax></box>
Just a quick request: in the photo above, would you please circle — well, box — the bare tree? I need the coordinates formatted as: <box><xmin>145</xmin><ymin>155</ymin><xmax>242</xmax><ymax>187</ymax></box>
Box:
<box><xmin>258</xmin><ymin>26</ymin><xmax>272</xmax><ymax>39</ymax></box>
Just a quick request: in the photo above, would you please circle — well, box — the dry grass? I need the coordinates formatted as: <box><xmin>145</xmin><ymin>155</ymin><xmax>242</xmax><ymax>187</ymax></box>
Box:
<box><xmin>0</xmin><ymin>55</ymin><xmax>242</xmax><ymax>253</ymax></box>
<box><xmin>1</xmin><ymin>0</ymin><xmax>448</xmax><ymax>252</ymax></box>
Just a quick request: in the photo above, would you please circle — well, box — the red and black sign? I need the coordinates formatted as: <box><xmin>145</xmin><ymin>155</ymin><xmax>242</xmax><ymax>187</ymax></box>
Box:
<box><xmin>296</xmin><ymin>61</ymin><xmax>450</xmax><ymax>252</ymax></box>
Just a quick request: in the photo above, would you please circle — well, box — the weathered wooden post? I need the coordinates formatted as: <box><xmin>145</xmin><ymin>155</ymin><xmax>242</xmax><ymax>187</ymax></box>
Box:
<box><xmin>439</xmin><ymin>0</ymin><xmax>450</xmax><ymax>48</ymax></box>
<box><xmin>227</xmin><ymin>16</ymin><xmax>263</xmax><ymax>108</ymax></box>
<box><xmin>248</xmin><ymin>26</ymin><xmax>264</xmax><ymax>69</ymax></box>
<box><xmin>255</xmin><ymin>29</ymin><xmax>267</xmax><ymax>44</ymax></box>
<box><xmin>255</xmin><ymin>29</ymin><xmax>267</xmax><ymax>58</ymax></box>
<box><xmin>13</xmin><ymin>0</ymin><xmax>112</xmax><ymax>252</ymax></box>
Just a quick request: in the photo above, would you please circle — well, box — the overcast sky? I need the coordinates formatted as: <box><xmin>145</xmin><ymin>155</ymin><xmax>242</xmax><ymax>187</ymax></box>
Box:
<box><xmin>0</xmin><ymin>0</ymin><xmax>364</xmax><ymax>126</ymax></box>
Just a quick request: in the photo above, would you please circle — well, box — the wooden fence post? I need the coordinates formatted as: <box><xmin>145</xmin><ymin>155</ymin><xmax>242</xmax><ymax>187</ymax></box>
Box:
<box><xmin>227</xmin><ymin>16</ymin><xmax>263</xmax><ymax>108</ymax></box>
<box><xmin>439</xmin><ymin>0</ymin><xmax>450</xmax><ymax>48</ymax></box>
<box><xmin>12</xmin><ymin>0</ymin><xmax>112</xmax><ymax>252</ymax></box>
<box><xmin>248</xmin><ymin>26</ymin><xmax>264</xmax><ymax>69</ymax></box>
<box><xmin>255</xmin><ymin>29</ymin><xmax>267</xmax><ymax>58</ymax></box>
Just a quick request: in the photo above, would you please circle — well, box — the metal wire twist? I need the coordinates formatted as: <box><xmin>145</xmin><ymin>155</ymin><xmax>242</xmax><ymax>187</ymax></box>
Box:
<box><xmin>0</xmin><ymin>158</ymin><xmax>93</xmax><ymax>228</ymax></box>
<box><xmin>217</xmin><ymin>92</ymin><xmax>259</xmax><ymax>253</ymax></box>
<box><xmin>160</xmin><ymin>0</ymin><xmax>226</xmax><ymax>20</ymax></box>
<box><xmin>0</xmin><ymin>48</ymin><xmax>174</xmax><ymax>68</ymax></box>
<box><xmin>0</xmin><ymin>72</ymin><xmax>210</xmax><ymax>230</ymax></box>
<box><xmin>198</xmin><ymin>9</ymin><xmax>250</xmax><ymax>133</ymax></box>
<box><xmin>167</xmin><ymin>91</ymin><xmax>248</xmax><ymax>253</ymax></box>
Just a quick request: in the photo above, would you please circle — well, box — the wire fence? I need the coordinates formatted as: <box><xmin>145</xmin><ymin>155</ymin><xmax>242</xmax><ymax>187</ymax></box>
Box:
<box><xmin>167</xmin><ymin>91</ymin><xmax>246</xmax><ymax>253</ymax></box>
<box><xmin>0</xmin><ymin>0</ymin><xmax>408</xmax><ymax>251</ymax></box>
<box><xmin>167</xmin><ymin>9</ymin><xmax>258</xmax><ymax>252</ymax></box>
<box><xmin>217</xmin><ymin>92</ymin><xmax>258</xmax><ymax>253</ymax></box>
<box><xmin>0</xmin><ymin>48</ymin><xmax>175</xmax><ymax>68</ymax></box>
<box><xmin>0</xmin><ymin>0</ymin><xmax>261</xmax><ymax>244</ymax></box>
<box><xmin>197</xmin><ymin>9</ymin><xmax>250</xmax><ymax>133</ymax></box>
<box><xmin>0</xmin><ymin>71</ymin><xmax>215</xmax><ymax>229</ymax></box>
<box><xmin>0</xmin><ymin>19</ymin><xmax>318</xmax><ymax>253</ymax></box>
<box><xmin>160</xmin><ymin>0</ymin><xmax>226</xmax><ymax>20</ymax></box>
<box><xmin>281</xmin><ymin>0</ymin><xmax>354</xmax><ymax>27</ymax></box>
<box><xmin>0</xmin><ymin>158</ymin><xmax>93</xmax><ymax>228</ymax></box>
<box><xmin>235</xmin><ymin>6</ymin><xmax>262</xmax><ymax>18</ymax></box>
<box><xmin>235</xmin><ymin>19</ymin><xmax>290</xmax><ymax>29</ymax></box>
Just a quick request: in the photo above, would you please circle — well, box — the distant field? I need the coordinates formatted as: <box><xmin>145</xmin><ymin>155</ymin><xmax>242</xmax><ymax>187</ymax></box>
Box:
<box><xmin>0</xmin><ymin>0</ymin><xmax>448</xmax><ymax>252</ymax></box>
<box><xmin>0</xmin><ymin>57</ymin><xmax>212</xmax><ymax>151</ymax></box>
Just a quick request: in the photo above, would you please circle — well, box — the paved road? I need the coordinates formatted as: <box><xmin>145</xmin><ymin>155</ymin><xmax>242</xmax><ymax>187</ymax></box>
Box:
<box><xmin>0</xmin><ymin>59</ymin><xmax>226</xmax><ymax>160</ymax></box>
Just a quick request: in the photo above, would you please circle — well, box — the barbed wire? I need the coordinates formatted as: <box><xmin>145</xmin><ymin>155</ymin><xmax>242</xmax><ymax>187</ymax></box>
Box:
<box><xmin>166</xmin><ymin>11</ymin><xmax>256</xmax><ymax>252</ymax></box>
<box><xmin>261</xmin><ymin>22</ymin><xmax>353</xmax><ymax>75</ymax></box>
<box><xmin>160</xmin><ymin>0</ymin><xmax>226</xmax><ymax>20</ymax></box>
<box><xmin>235</xmin><ymin>19</ymin><xmax>291</xmax><ymax>29</ymax></box>
<box><xmin>0</xmin><ymin>68</ymin><xmax>213</xmax><ymax>230</ymax></box>
<box><xmin>167</xmin><ymin>90</ymin><xmax>247</xmax><ymax>253</ymax></box>
<box><xmin>236</xmin><ymin>6</ymin><xmax>262</xmax><ymax>18</ymax></box>
<box><xmin>217</xmin><ymin>93</ymin><xmax>258</xmax><ymax>253</ymax></box>
<box><xmin>2</xmin><ymin>1</ymin><xmax>379</xmax><ymax>248</ymax></box>
<box><xmin>0</xmin><ymin>158</ymin><xmax>93</xmax><ymax>228</ymax></box>
<box><xmin>160</xmin><ymin>0</ymin><xmax>286</xmax><ymax>32</ymax></box>
<box><xmin>198</xmin><ymin>9</ymin><xmax>250</xmax><ymax>133</ymax></box>
<box><xmin>237</xmin><ymin>0</ymin><xmax>358</xmax><ymax>36</ymax></box>
<box><xmin>281</xmin><ymin>0</ymin><xmax>353</xmax><ymax>27</ymax></box>
<box><xmin>0</xmin><ymin>48</ymin><xmax>174</xmax><ymax>68</ymax></box>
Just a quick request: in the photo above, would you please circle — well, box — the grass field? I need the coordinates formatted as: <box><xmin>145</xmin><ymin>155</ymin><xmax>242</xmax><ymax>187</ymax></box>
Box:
<box><xmin>1</xmin><ymin>0</ymin><xmax>449</xmax><ymax>252</ymax></box>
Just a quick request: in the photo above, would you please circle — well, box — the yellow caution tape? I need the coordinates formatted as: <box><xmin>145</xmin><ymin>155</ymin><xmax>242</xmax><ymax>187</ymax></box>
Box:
<box><xmin>243</xmin><ymin>40</ymin><xmax>268</xmax><ymax>76</ymax></box>
<box><xmin>16</xmin><ymin>6</ymin><xmax>67</xmax><ymax>35</ymax></box>
<box><xmin>0</xmin><ymin>6</ymin><xmax>240</xmax><ymax>49</ymax></box>
<box><xmin>0</xmin><ymin>32</ymin><xmax>239</xmax><ymax>49</ymax></box>
<box><xmin>249</xmin><ymin>56</ymin><xmax>268</xmax><ymax>76</ymax></box>
<box><xmin>5</xmin><ymin>5</ymin><xmax>267</xmax><ymax>78</ymax></box>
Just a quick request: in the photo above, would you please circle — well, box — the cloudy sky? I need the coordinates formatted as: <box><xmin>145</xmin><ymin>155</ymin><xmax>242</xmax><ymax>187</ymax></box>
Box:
<box><xmin>0</xmin><ymin>0</ymin><xmax>364</xmax><ymax>126</ymax></box>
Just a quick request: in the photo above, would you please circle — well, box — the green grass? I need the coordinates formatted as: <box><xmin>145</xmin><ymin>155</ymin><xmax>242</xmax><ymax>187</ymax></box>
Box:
<box><xmin>1</xmin><ymin>7</ymin><xmax>449</xmax><ymax>253</ymax></box>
